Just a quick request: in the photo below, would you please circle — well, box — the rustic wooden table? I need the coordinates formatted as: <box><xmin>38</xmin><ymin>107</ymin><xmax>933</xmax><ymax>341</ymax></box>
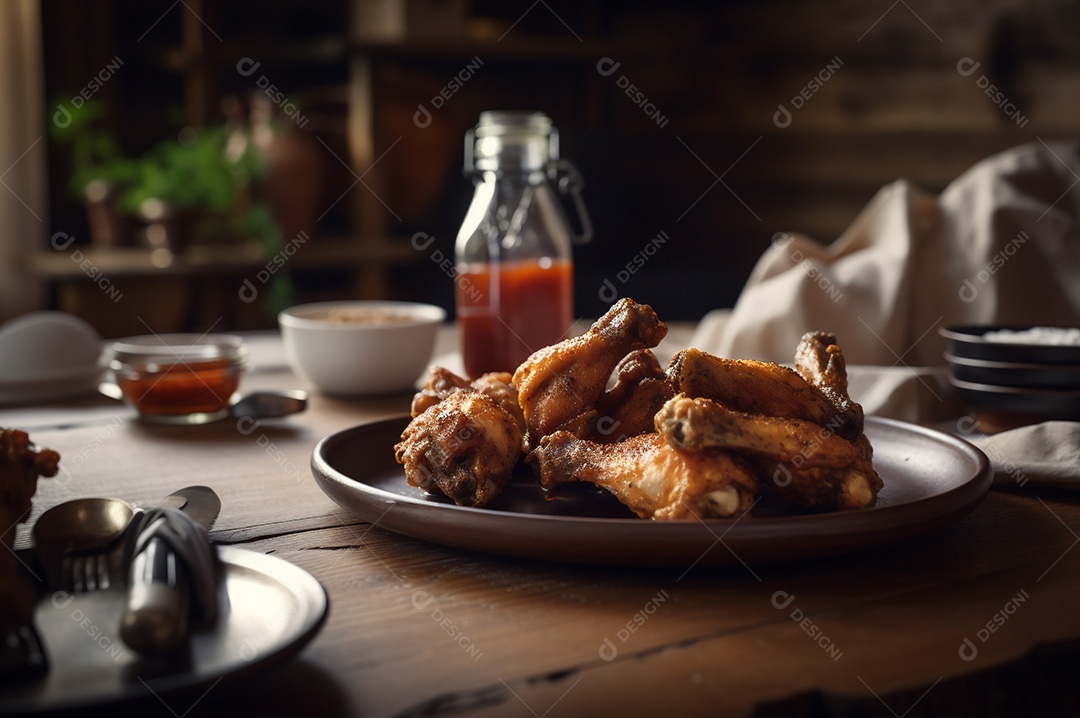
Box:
<box><xmin>4</xmin><ymin>327</ymin><xmax>1080</xmax><ymax>717</ymax></box>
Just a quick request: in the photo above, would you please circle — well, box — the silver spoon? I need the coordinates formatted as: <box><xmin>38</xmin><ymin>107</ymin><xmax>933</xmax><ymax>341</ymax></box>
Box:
<box><xmin>230</xmin><ymin>389</ymin><xmax>308</xmax><ymax>419</ymax></box>
<box><xmin>32</xmin><ymin>498</ymin><xmax>135</xmax><ymax>591</ymax></box>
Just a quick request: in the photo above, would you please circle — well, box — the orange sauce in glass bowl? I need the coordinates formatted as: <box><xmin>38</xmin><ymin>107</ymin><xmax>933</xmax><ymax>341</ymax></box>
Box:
<box><xmin>110</xmin><ymin>335</ymin><xmax>248</xmax><ymax>423</ymax></box>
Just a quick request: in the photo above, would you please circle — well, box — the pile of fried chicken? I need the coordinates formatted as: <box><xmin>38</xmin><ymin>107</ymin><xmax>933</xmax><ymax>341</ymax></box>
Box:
<box><xmin>1</xmin><ymin>429</ymin><xmax>59</xmax><ymax>650</ymax></box>
<box><xmin>394</xmin><ymin>299</ymin><xmax>883</xmax><ymax>520</ymax></box>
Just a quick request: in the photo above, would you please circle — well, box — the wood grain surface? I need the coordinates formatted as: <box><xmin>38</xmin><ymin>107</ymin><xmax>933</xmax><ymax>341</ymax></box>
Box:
<box><xmin>3</xmin><ymin>327</ymin><xmax>1079</xmax><ymax>717</ymax></box>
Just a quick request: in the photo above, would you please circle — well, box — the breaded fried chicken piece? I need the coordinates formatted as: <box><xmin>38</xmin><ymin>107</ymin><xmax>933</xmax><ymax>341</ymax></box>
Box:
<box><xmin>411</xmin><ymin>367</ymin><xmax>471</xmax><ymax>418</ymax></box>
<box><xmin>667</xmin><ymin>347</ymin><xmax>860</xmax><ymax>440</ymax></box>
<box><xmin>532</xmin><ymin>431</ymin><xmax>757</xmax><ymax>520</ymax></box>
<box><xmin>395</xmin><ymin>390</ymin><xmax>522</xmax><ymax>507</ymax></box>
<box><xmin>412</xmin><ymin>367</ymin><xmax>525</xmax><ymax>431</ymax></box>
<box><xmin>514</xmin><ymin>299</ymin><xmax>667</xmax><ymax>450</ymax></box>
<box><xmin>469</xmin><ymin>372</ymin><xmax>525</xmax><ymax>431</ymax></box>
<box><xmin>794</xmin><ymin>331</ymin><xmax>863</xmax><ymax>436</ymax></box>
<box><xmin>591</xmin><ymin>349</ymin><xmax>676</xmax><ymax>443</ymax></box>
<box><xmin>758</xmin><ymin>433</ymin><xmax>882</xmax><ymax>511</ymax></box>
<box><xmin>1</xmin><ymin>429</ymin><xmax>60</xmax><ymax>638</ymax></box>
<box><xmin>656</xmin><ymin>394</ymin><xmax>862</xmax><ymax>469</ymax></box>
<box><xmin>655</xmin><ymin>388</ymin><xmax>881</xmax><ymax>512</ymax></box>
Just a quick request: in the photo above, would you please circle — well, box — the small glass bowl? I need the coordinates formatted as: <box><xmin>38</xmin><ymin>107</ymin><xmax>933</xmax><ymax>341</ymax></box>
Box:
<box><xmin>109</xmin><ymin>334</ymin><xmax>248</xmax><ymax>424</ymax></box>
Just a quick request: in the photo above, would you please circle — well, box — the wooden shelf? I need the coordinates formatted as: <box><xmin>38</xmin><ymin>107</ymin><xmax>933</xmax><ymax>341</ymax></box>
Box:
<box><xmin>161</xmin><ymin>34</ymin><xmax>349</xmax><ymax>72</ymax></box>
<box><xmin>160</xmin><ymin>32</ymin><xmax>634</xmax><ymax>74</ymax></box>
<box><xmin>349</xmin><ymin>35</ymin><xmax>638</xmax><ymax>61</ymax></box>
<box><xmin>23</xmin><ymin>239</ymin><xmax>420</xmax><ymax>280</ymax></box>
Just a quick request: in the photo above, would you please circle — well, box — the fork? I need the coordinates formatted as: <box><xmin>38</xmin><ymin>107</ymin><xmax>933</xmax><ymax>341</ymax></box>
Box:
<box><xmin>61</xmin><ymin>550</ymin><xmax>114</xmax><ymax>593</ymax></box>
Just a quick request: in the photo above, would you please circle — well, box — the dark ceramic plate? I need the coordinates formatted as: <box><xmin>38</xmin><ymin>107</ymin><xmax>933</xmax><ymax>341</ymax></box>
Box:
<box><xmin>940</xmin><ymin>325</ymin><xmax>1080</xmax><ymax>364</ymax></box>
<box><xmin>0</xmin><ymin>547</ymin><xmax>328</xmax><ymax>715</ymax></box>
<box><xmin>948</xmin><ymin>377</ymin><xmax>1080</xmax><ymax>420</ymax></box>
<box><xmin>311</xmin><ymin>416</ymin><xmax>993</xmax><ymax>568</ymax></box>
<box><xmin>944</xmin><ymin>353</ymin><xmax>1080</xmax><ymax>389</ymax></box>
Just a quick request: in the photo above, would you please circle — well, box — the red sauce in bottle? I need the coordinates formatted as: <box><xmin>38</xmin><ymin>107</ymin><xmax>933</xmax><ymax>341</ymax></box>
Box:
<box><xmin>457</xmin><ymin>258</ymin><xmax>573</xmax><ymax>377</ymax></box>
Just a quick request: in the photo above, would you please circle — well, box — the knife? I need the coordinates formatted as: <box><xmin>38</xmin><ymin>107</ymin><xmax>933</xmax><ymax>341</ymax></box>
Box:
<box><xmin>119</xmin><ymin>486</ymin><xmax>221</xmax><ymax>653</ymax></box>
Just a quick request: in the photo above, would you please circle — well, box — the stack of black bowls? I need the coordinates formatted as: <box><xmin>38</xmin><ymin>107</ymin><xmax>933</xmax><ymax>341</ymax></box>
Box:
<box><xmin>941</xmin><ymin>325</ymin><xmax>1080</xmax><ymax>422</ymax></box>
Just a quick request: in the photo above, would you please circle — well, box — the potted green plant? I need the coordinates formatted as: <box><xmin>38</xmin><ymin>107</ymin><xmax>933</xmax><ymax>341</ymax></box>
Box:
<box><xmin>116</xmin><ymin>123</ymin><xmax>294</xmax><ymax>312</ymax></box>
<box><xmin>118</xmin><ymin>126</ymin><xmax>242</xmax><ymax>252</ymax></box>
<box><xmin>48</xmin><ymin>99</ymin><xmax>138</xmax><ymax>247</ymax></box>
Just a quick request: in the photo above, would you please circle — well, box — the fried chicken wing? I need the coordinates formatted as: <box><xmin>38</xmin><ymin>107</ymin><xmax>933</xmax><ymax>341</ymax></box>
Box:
<box><xmin>656</xmin><ymin>394</ymin><xmax>861</xmax><ymax>469</ymax></box>
<box><xmin>469</xmin><ymin>371</ymin><xmax>525</xmax><ymax>430</ymax></box>
<box><xmin>532</xmin><ymin>431</ymin><xmax>757</xmax><ymax>520</ymax></box>
<box><xmin>667</xmin><ymin>347</ymin><xmax>860</xmax><ymax>440</ymax></box>
<box><xmin>412</xmin><ymin>367</ymin><xmax>525</xmax><ymax>431</ymax></box>
<box><xmin>761</xmin><ymin>438</ymin><xmax>881</xmax><ymax>512</ymax></box>
<box><xmin>411</xmin><ymin>367</ymin><xmax>471</xmax><ymax>417</ymax></box>
<box><xmin>655</xmin><ymin>393</ymin><xmax>881</xmax><ymax>511</ymax></box>
<box><xmin>1</xmin><ymin>429</ymin><xmax>59</xmax><ymax>639</ymax></box>
<box><xmin>591</xmin><ymin>350</ymin><xmax>676</xmax><ymax>443</ymax></box>
<box><xmin>395</xmin><ymin>390</ymin><xmax>522</xmax><ymax>507</ymax></box>
<box><xmin>514</xmin><ymin>299</ymin><xmax>667</xmax><ymax>449</ymax></box>
<box><xmin>794</xmin><ymin>331</ymin><xmax>863</xmax><ymax>436</ymax></box>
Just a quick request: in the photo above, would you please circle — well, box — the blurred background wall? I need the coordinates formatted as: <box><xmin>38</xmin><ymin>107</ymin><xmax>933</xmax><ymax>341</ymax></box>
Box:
<box><xmin>0</xmin><ymin>0</ymin><xmax>46</xmax><ymax>319</ymax></box>
<box><xmin>3</xmin><ymin>0</ymin><xmax>1069</xmax><ymax>335</ymax></box>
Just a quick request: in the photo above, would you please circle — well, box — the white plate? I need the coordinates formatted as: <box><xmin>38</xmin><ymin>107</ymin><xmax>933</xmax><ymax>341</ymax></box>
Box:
<box><xmin>0</xmin><ymin>546</ymin><xmax>328</xmax><ymax>714</ymax></box>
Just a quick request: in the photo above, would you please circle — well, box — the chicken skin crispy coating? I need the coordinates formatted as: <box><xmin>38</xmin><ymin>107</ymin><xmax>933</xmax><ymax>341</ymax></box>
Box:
<box><xmin>514</xmin><ymin>298</ymin><xmax>667</xmax><ymax>450</ymax></box>
<box><xmin>656</xmin><ymin>394</ymin><xmax>862</xmax><ymax>470</ymax></box>
<box><xmin>532</xmin><ymin>431</ymin><xmax>757</xmax><ymax>520</ymax></box>
<box><xmin>412</xmin><ymin>367</ymin><xmax>525</xmax><ymax>432</ymax></box>
<box><xmin>755</xmin><ymin>434</ymin><xmax>882</xmax><ymax>512</ymax></box>
<box><xmin>794</xmin><ymin>331</ymin><xmax>864</xmax><ymax>438</ymax></box>
<box><xmin>1</xmin><ymin>429</ymin><xmax>60</xmax><ymax>636</ymax></box>
<box><xmin>410</xmin><ymin>366</ymin><xmax>472</xmax><ymax>418</ymax></box>
<box><xmin>667</xmin><ymin>347</ymin><xmax>861</xmax><ymax>440</ymax></box>
<box><xmin>395</xmin><ymin>390</ymin><xmax>522</xmax><ymax>507</ymax></box>
<box><xmin>590</xmin><ymin>349</ymin><xmax>676</xmax><ymax>443</ymax></box>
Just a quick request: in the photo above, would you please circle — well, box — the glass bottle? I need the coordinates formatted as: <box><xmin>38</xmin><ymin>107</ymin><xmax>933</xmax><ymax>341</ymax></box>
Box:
<box><xmin>455</xmin><ymin>111</ymin><xmax>592</xmax><ymax>378</ymax></box>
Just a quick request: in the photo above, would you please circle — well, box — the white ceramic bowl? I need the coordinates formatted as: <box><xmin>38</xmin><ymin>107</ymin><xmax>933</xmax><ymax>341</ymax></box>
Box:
<box><xmin>0</xmin><ymin>312</ymin><xmax>104</xmax><ymax>405</ymax></box>
<box><xmin>278</xmin><ymin>301</ymin><xmax>446</xmax><ymax>395</ymax></box>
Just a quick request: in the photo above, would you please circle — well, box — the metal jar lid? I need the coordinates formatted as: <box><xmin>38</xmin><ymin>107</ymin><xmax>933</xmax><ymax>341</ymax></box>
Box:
<box><xmin>465</xmin><ymin>111</ymin><xmax>559</xmax><ymax>173</ymax></box>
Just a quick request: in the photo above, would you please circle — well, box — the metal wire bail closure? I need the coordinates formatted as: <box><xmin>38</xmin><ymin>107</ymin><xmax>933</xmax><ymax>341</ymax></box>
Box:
<box><xmin>547</xmin><ymin>159</ymin><xmax>593</xmax><ymax>245</ymax></box>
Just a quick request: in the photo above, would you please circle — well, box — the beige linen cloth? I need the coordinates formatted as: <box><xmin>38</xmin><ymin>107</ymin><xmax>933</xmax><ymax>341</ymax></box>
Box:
<box><xmin>691</xmin><ymin>140</ymin><xmax>1080</xmax><ymax>487</ymax></box>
